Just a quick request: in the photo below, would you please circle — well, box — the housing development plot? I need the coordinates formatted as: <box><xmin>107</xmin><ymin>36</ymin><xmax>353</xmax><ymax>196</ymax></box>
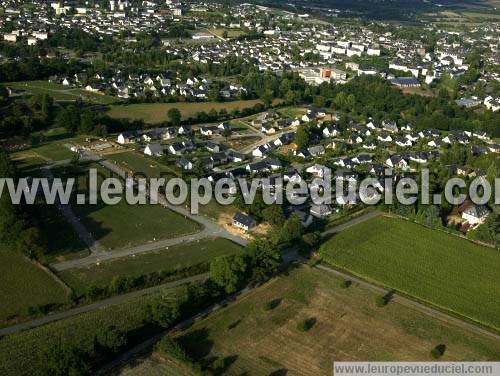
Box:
<box><xmin>56</xmin><ymin>163</ymin><xmax>201</xmax><ymax>250</ymax></box>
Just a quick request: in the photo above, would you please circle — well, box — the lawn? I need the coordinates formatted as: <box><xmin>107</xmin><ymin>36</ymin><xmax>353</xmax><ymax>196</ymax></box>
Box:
<box><xmin>276</xmin><ymin>106</ymin><xmax>307</xmax><ymax>118</ymax></box>
<box><xmin>0</xmin><ymin>247</ymin><xmax>69</xmax><ymax>327</ymax></box>
<box><xmin>58</xmin><ymin>238</ymin><xmax>243</xmax><ymax>294</ymax></box>
<box><xmin>55</xmin><ymin>162</ymin><xmax>201</xmax><ymax>250</ymax></box>
<box><xmin>106</xmin><ymin>150</ymin><xmax>177</xmax><ymax>179</ymax></box>
<box><xmin>318</xmin><ymin>216</ymin><xmax>500</xmax><ymax>330</ymax></box>
<box><xmin>11</xmin><ymin>155</ymin><xmax>47</xmax><ymax>177</ymax></box>
<box><xmin>107</xmin><ymin>100</ymin><xmax>264</xmax><ymax>124</ymax></box>
<box><xmin>6</xmin><ymin>81</ymin><xmax>118</xmax><ymax>104</ymax></box>
<box><xmin>143</xmin><ymin>266</ymin><xmax>500</xmax><ymax>375</ymax></box>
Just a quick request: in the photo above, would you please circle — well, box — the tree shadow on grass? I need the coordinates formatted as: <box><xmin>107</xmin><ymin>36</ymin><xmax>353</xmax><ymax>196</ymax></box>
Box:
<box><xmin>177</xmin><ymin>328</ymin><xmax>213</xmax><ymax>361</ymax></box>
<box><xmin>269</xmin><ymin>369</ymin><xmax>288</xmax><ymax>376</ymax></box>
<box><xmin>264</xmin><ymin>298</ymin><xmax>282</xmax><ymax>311</ymax></box>
<box><xmin>227</xmin><ymin>319</ymin><xmax>243</xmax><ymax>330</ymax></box>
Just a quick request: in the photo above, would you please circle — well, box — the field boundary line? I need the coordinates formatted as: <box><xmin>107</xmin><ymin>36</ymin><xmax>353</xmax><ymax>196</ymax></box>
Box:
<box><xmin>30</xmin><ymin>258</ymin><xmax>73</xmax><ymax>296</ymax></box>
<box><xmin>315</xmin><ymin>262</ymin><xmax>500</xmax><ymax>342</ymax></box>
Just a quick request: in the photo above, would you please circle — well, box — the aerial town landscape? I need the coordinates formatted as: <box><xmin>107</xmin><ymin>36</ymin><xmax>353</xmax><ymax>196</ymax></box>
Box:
<box><xmin>0</xmin><ymin>0</ymin><xmax>500</xmax><ymax>374</ymax></box>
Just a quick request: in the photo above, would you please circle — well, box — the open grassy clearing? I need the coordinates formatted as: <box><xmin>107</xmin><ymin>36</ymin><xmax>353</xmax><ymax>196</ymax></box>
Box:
<box><xmin>0</xmin><ymin>285</ymin><xmax>185</xmax><ymax>375</ymax></box>
<box><xmin>400</xmin><ymin>86</ymin><xmax>435</xmax><ymax>97</ymax></box>
<box><xmin>107</xmin><ymin>100</ymin><xmax>264</xmax><ymax>124</ymax></box>
<box><xmin>55</xmin><ymin>162</ymin><xmax>201</xmax><ymax>250</ymax></box>
<box><xmin>460</xmin><ymin>10</ymin><xmax>500</xmax><ymax>19</ymax></box>
<box><xmin>276</xmin><ymin>106</ymin><xmax>307</xmax><ymax>118</ymax></box>
<box><xmin>59</xmin><ymin>238</ymin><xmax>243</xmax><ymax>294</ymax></box>
<box><xmin>0</xmin><ymin>247</ymin><xmax>69</xmax><ymax>327</ymax></box>
<box><xmin>11</xmin><ymin>127</ymin><xmax>80</xmax><ymax>163</ymax></box>
<box><xmin>117</xmin><ymin>356</ymin><xmax>188</xmax><ymax>376</ymax></box>
<box><xmin>207</xmin><ymin>28</ymin><xmax>247</xmax><ymax>38</ymax></box>
<box><xmin>135</xmin><ymin>266</ymin><xmax>500</xmax><ymax>376</ymax></box>
<box><xmin>318</xmin><ymin>216</ymin><xmax>500</xmax><ymax>331</ymax></box>
<box><xmin>106</xmin><ymin>150</ymin><xmax>177</xmax><ymax>179</ymax></box>
<box><xmin>11</xmin><ymin>155</ymin><xmax>46</xmax><ymax>177</ymax></box>
<box><xmin>6</xmin><ymin>81</ymin><xmax>118</xmax><ymax>104</ymax></box>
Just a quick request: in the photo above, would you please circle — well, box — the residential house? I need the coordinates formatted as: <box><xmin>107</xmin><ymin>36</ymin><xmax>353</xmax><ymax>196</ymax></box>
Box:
<box><xmin>322</xmin><ymin>125</ymin><xmax>339</xmax><ymax>138</ymax></box>
<box><xmin>168</xmin><ymin>143</ymin><xmax>185</xmax><ymax>155</ymax></box>
<box><xmin>144</xmin><ymin>143</ymin><xmax>163</xmax><ymax>157</ymax></box>
<box><xmin>306</xmin><ymin>164</ymin><xmax>330</xmax><ymax>178</ymax></box>
<box><xmin>382</xmin><ymin>120</ymin><xmax>398</xmax><ymax>133</ymax></box>
<box><xmin>200</xmin><ymin>126</ymin><xmax>218</xmax><ymax>136</ymax></box>
<box><xmin>307</xmin><ymin>145</ymin><xmax>325</xmax><ymax>157</ymax></box>
<box><xmin>117</xmin><ymin>131</ymin><xmax>137</xmax><ymax>144</ymax></box>
<box><xmin>178</xmin><ymin>125</ymin><xmax>192</xmax><ymax>135</ymax></box>
<box><xmin>176</xmin><ymin>157</ymin><xmax>193</xmax><ymax>170</ymax></box>
<box><xmin>459</xmin><ymin>201</ymin><xmax>490</xmax><ymax>225</ymax></box>
<box><xmin>232</xmin><ymin>212</ymin><xmax>257</xmax><ymax>232</ymax></box>
<box><xmin>310</xmin><ymin>204</ymin><xmax>333</xmax><ymax>218</ymax></box>
<box><xmin>386</xmin><ymin>154</ymin><xmax>409</xmax><ymax>169</ymax></box>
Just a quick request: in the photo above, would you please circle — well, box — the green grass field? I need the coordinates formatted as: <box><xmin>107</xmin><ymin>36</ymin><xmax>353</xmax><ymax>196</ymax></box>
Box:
<box><xmin>61</xmin><ymin>163</ymin><xmax>201</xmax><ymax>250</ymax></box>
<box><xmin>6</xmin><ymin>81</ymin><xmax>118</xmax><ymax>104</ymax></box>
<box><xmin>208</xmin><ymin>28</ymin><xmax>247</xmax><ymax>38</ymax></box>
<box><xmin>318</xmin><ymin>216</ymin><xmax>500</xmax><ymax>330</ymax></box>
<box><xmin>0</xmin><ymin>285</ymin><xmax>185</xmax><ymax>375</ymax></box>
<box><xmin>107</xmin><ymin>100</ymin><xmax>264</xmax><ymax>124</ymax></box>
<box><xmin>11</xmin><ymin>128</ymin><xmax>79</xmax><ymax>163</ymax></box>
<box><xmin>142</xmin><ymin>266</ymin><xmax>500</xmax><ymax>375</ymax></box>
<box><xmin>59</xmin><ymin>238</ymin><xmax>243</xmax><ymax>294</ymax></box>
<box><xmin>106</xmin><ymin>151</ymin><xmax>177</xmax><ymax>179</ymax></box>
<box><xmin>0</xmin><ymin>248</ymin><xmax>69</xmax><ymax>326</ymax></box>
<box><xmin>27</xmin><ymin>203</ymin><xmax>89</xmax><ymax>263</ymax></box>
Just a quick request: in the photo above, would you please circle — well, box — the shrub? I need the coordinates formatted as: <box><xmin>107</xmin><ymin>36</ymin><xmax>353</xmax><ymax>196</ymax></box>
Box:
<box><xmin>431</xmin><ymin>344</ymin><xmax>446</xmax><ymax>359</ymax></box>
<box><xmin>339</xmin><ymin>279</ymin><xmax>352</xmax><ymax>288</ymax></box>
<box><xmin>296</xmin><ymin>318</ymin><xmax>316</xmax><ymax>332</ymax></box>
<box><xmin>155</xmin><ymin>335</ymin><xmax>192</xmax><ymax>363</ymax></box>
<box><xmin>44</xmin><ymin>343</ymin><xmax>89</xmax><ymax>376</ymax></box>
<box><xmin>376</xmin><ymin>291</ymin><xmax>394</xmax><ymax>307</ymax></box>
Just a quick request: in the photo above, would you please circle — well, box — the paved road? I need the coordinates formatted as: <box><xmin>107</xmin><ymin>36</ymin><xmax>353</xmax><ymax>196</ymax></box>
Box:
<box><xmin>40</xmin><ymin>167</ymin><xmax>105</xmax><ymax>255</ymax></box>
<box><xmin>0</xmin><ymin>273</ymin><xmax>208</xmax><ymax>338</ymax></box>
<box><xmin>52</xmin><ymin>226</ymin><xmax>234</xmax><ymax>271</ymax></box>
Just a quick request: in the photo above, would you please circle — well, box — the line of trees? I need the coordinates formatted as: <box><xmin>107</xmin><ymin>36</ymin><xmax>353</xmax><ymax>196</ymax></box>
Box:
<box><xmin>0</xmin><ymin>151</ymin><xmax>46</xmax><ymax>259</ymax></box>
